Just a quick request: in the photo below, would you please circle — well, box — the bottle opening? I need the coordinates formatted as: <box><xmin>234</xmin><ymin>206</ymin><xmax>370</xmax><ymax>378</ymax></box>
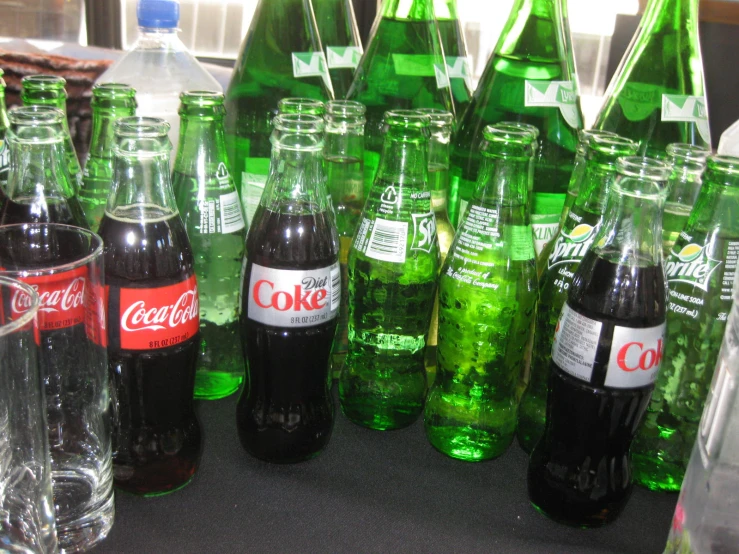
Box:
<box><xmin>8</xmin><ymin>106</ymin><xmax>65</xmax><ymax>143</ymax></box>
<box><xmin>21</xmin><ymin>74</ymin><xmax>66</xmax><ymax>89</ymax></box>
<box><xmin>483</xmin><ymin>123</ymin><xmax>538</xmax><ymax>146</ymax></box>
<box><xmin>615</xmin><ymin>156</ymin><xmax>671</xmax><ymax>198</ymax></box>
<box><xmin>114</xmin><ymin>116</ymin><xmax>172</xmax><ymax>156</ymax></box>
<box><xmin>278</xmin><ymin>98</ymin><xmax>325</xmax><ymax>117</ymax></box>
<box><xmin>415</xmin><ymin>108</ymin><xmax>454</xmax><ymax>130</ymax></box>
<box><xmin>666</xmin><ymin>143</ymin><xmax>711</xmax><ymax>166</ymax></box>
<box><xmin>590</xmin><ymin>134</ymin><xmax>638</xmax><ymax>159</ymax></box>
<box><xmin>707</xmin><ymin>155</ymin><xmax>739</xmax><ymax>176</ymax></box>
<box><xmin>272</xmin><ymin>114</ymin><xmax>325</xmax><ymax>151</ymax></box>
<box><xmin>326</xmin><ymin>100</ymin><xmax>366</xmax><ymax>119</ymax></box>
<box><xmin>383</xmin><ymin>110</ymin><xmax>430</xmax><ymax>130</ymax></box>
<box><xmin>180</xmin><ymin>90</ymin><xmax>224</xmax><ymax>105</ymax></box>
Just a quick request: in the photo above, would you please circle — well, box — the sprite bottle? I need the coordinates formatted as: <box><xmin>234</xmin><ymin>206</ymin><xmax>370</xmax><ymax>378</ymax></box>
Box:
<box><xmin>173</xmin><ymin>91</ymin><xmax>247</xmax><ymax>399</ymax></box>
<box><xmin>340</xmin><ymin>110</ymin><xmax>439</xmax><ymax>430</ymax></box>
<box><xmin>661</xmin><ymin>143</ymin><xmax>710</xmax><ymax>258</ymax></box>
<box><xmin>0</xmin><ymin>69</ymin><xmax>9</xmax><ymax>189</ymax></box>
<box><xmin>313</xmin><ymin>0</ymin><xmax>363</xmax><ymax>100</ymax></box>
<box><xmin>631</xmin><ymin>155</ymin><xmax>739</xmax><ymax>491</ymax></box>
<box><xmin>517</xmin><ymin>132</ymin><xmax>638</xmax><ymax>453</ymax></box>
<box><xmin>278</xmin><ymin>97</ymin><xmax>326</xmax><ymax>117</ymax></box>
<box><xmin>79</xmin><ymin>83</ymin><xmax>137</xmax><ymax>231</ymax></box>
<box><xmin>416</xmin><ymin>108</ymin><xmax>455</xmax><ymax>384</ymax></box>
<box><xmin>435</xmin><ymin>0</ymin><xmax>473</xmax><ymax>118</ymax></box>
<box><xmin>425</xmin><ymin>123</ymin><xmax>539</xmax><ymax>461</ymax></box>
<box><xmin>448</xmin><ymin>0</ymin><xmax>582</xmax><ymax>265</ymax></box>
<box><xmin>346</xmin><ymin>0</ymin><xmax>454</xmax><ymax>193</ymax></box>
<box><xmin>21</xmin><ymin>75</ymin><xmax>83</xmax><ymax>192</ymax></box>
<box><xmin>224</xmin><ymin>0</ymin><xmax>333</xmax><ymax>227</ymax></box>
<box><xmin>324</xmin><ymin>100</ymin><xmax>366</xmax><ymax>379</ymax></box>
<box><xmin>593</xmin><ymin>0</ymin><xmax>711</xmax><ymax>154</ymax></box>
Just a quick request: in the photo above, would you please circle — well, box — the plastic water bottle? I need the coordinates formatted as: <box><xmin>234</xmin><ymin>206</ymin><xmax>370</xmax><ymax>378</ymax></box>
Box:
<box><xmin>96</xmin><ymin>0</ymin><xmax>221</xmax><ymax>153</ymax></box>
<box><xmin>664</xmin><ymin>269</ymin><xmax>739</xmax><ymax>553</ymax></box>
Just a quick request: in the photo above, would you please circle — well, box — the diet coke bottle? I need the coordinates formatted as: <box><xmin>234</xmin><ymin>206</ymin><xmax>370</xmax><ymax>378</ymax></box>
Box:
<box><xmin>238</xmin><ymin>113</ymin><xmax>340</xmax><ymax>463</ymax></box>
<box><xmin>527</xmin><ymin>156</ymin><xmax>671</xmax><ymax>527</ymax></box>
<box><xmin>99</xmin><ymin>117</ymin><xmax>201</xmax><ymax>495</ymax></box>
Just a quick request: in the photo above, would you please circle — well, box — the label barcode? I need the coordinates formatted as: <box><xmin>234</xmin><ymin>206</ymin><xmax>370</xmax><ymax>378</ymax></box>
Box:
<box><xmin>220</xmin><ymin>191</ymin><xmax>246</xmax><ymax>234</ymax></box>
<box><xmin>330</xmin><ymin>266</ymin><xmax>341</xmax><ymax>311</ymax></box>
<box><xmin>365</xmin><ymin>218</ymin><xmax>408</xmax><ymax>263</ymax></box>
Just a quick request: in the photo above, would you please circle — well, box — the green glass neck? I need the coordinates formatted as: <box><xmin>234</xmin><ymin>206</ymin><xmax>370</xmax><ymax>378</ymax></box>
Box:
<box><xmin>638</xmin><ymin>0</ymin><xmax>698</xmax><ymax>37</ymax></box>
<box><xmin>687</xmin><ymin>157</ymin><xmax>739</xmax><ymax>235</ymax></box>
<box><xmin>495</xmin><ymin>0</ymin><xmax>564</xmax><ymax>57</ymax></box>
<box><xmin>574</xmin><ymin>142</ymin><xmax>639</xmax><ymax>215</ymax></box>
<box><xmin>174</xmin><ymin>109</ymin><xmax>228</xmax><ymax>177</ymax></box>
<box><xmin>475</xmin><ymin>146</ymin><xmax>533</xmax><ymax>208</ymax></box>
<box><xmin>434</xmin><ymin>0</ymin><xmax>459</xmax><ymax>20</ymax></box>
<box><xmin>381</xmin><ymin>0</ymin><xmax>434</xmax><ymax>20</ymax></box>
<box><xmin>376</xmin><ymin>127</ymin><xmax>429</xmax><ymax>187</ymax></box>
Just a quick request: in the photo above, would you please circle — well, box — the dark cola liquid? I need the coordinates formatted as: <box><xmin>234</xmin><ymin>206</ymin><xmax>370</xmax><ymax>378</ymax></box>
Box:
<box><xmin>528</xmin><ymin>251</ymin><xmax>666</xmax><ymax>527</ymax></box>
<box><xmin>238</xmin><ymin>205</ymin><xmax>338</xmax><ymax>463</ymax></box>
<box><xmin>99</xmin><ymin>209</ymin><xmax>201</xmax><ymax>495</ymax></box>
<box><xmin>0</xmin><ymin>191</ymin><xmax>88</xmax><ymax>228</ymax></box>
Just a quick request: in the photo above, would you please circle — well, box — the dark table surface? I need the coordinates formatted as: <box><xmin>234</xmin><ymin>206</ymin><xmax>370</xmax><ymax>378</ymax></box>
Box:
<box><xmin>93</xmin><ymin>391</ymin><xmax>678</xmax><ymax>553</ymax></box>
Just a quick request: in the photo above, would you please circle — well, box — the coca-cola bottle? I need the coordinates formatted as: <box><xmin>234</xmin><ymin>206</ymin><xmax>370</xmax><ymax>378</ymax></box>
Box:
<box><xmin>99</xmin><ymin>116</ymin><xmax>201</xmax><ymax>495</ymax></box>
<box><xmin>528</xmin><ymin>156</ymin><xmax>671</xmax><ymax>526</ymax></box>
<box><xmin>238</xmin><ymin>114</ymin><xmax>340</xmax><ymax>463</ymax></box>
<box><xmin>0</xmin><ymin>106</ymin><xmax>87</xmax><ymax>227</ymax></box>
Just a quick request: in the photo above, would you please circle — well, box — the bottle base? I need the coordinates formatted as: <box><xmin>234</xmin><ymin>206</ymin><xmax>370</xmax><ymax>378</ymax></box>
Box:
<box><xmin>56</xmin><ymin>493</ymin><xmax>115</xmax><ymax>553</ymax></box>
<box><xmin>425</xmin><ymin>423</ymin><xmax>513</xmax><ymax>462</ymax></box>
<box><xmin>631</xmin><ymin>452</ymin><xmax>684</xmax><ymax>492</ymax></box>
<box><xmin>113</xmin><ymin>458</ymin><xmax>199</xmax><ymax>497</ymax></box>
<box><xmin>194</xmin><ymin>370</ymin><xmax>244</xmax><ymax>400</ymax></box>
<box><xmin>340</xmin><ymin>400</ymin><xmax>422</xmax><ymax>431</ymax></box>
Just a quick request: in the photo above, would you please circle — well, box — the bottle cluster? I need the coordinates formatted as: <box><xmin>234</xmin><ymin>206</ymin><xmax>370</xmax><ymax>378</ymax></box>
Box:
<box><xmin>0</xmin><ymin>0</ymin><xmax>735</xmax><ymax>549</ymax></box>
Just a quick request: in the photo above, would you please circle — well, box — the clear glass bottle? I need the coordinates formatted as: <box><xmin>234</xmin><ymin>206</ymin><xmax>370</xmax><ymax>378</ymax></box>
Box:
<box><xmin>172</xmin><ymin>91</ymin><xmax>247</xmax><ymax>400</ymax></box>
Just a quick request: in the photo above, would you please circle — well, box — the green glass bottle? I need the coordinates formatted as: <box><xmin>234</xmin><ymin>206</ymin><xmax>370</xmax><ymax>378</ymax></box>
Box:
<box><xmin>224</xmin><ymin>0</ymin><xmax>334</xmax><ymax>228</ymax></box>
<box><xmin>417</xmin><ymin>108</ymin><xmax>455</xmax><ymax>384</ymax></box>
<box><xmin>516</xmin><ymin>133</ymin><xmax>638</xmax><ymax>454</ymax></box>
<box><xmin>631</xmin><ymin>155</ymin><xmax>739</xmax><ymax>492</ymax></box>
<box><xmin>173</xmin><ymin>91</ymin><xmax>247</xmax><ymax>400</ymax></box>
<box><xmin>425</xmin><ymin>123</ymin><xmax>538</xmax><ymax>461</ymax></box>
<box><xmin>340</xmin><ymin>110</ymin><xmax>439</xmax><ymax>430</ymax></box>
<box><xmin>346</xmin><ymin>0</ymin><xmax>454</xmax><ymax>193</ymax></box>
<box><xmin>661</xmin><ymin>143</ymin><xmax>710</xmax><ymax>257</ymax></box>
<box><xmin>80</xmin><ymin>83</ymin><xmax>137</xmax><ymax>231</ymax></box>
<box><xmin>0</xmin><ymin>69</ymin><xmax>9</xmax><ymax>189</ymax></box>
<box><xmin>324</xmin><ymin>100</ymin><xmax>366</xmax><ymax>379</ymax></box>
<box><xmin>21</xmin><ymin>75</ymin><xmax>83</xmax><ymax>192</ymax></box>
<box><xmin>448</xmin><ymin>0</ymin><xmax>582</xmax><ymax>263</ymax></box>
<box><xmin>278</xmin><ymin>97</ymin><xmax>326</xmax><ymax>117</ymax></box>
<box><xmin>313</xmin><ymin>0</ymin><xmax>363</xmax><ymax>100</ymax></box>
<box><xmin>593</xmin><ymin>0</ymin><xmax>711</xmax><ymax>154</ymax></box>
<box><xmin>434</xmin><ymin>0</ymin><xmax>472</xmax><ymax>118</ymax></box>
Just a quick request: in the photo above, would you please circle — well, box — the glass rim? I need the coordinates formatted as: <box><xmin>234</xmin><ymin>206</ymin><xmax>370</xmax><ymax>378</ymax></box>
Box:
<box><xmin>383</xmin><ymin>110</ymin><xmax>430</xmax><ymax>128</ymax></box>
<box><xmin>578</xmin><ymin>129</ymin><xmax>618</xmax><ymax>143</ymax></box>
<box><xmin>273</xmin><ymin>113</ymin><xmax>325</xmax><ymax>133</ymax></box>
<box><xmin>179</xmin><ymin>90</ymin><xmax>225</xmax><ymax>103</ymax></box>
<box><xmin>708</xmin><ymin>154</ymin><xmax>739</xmax><ymax>175</ymax></box>
<box><xmin>0</xmin><ymin>277</ymin><xmax>39</xmax><ymax>337</ymax></box>
<box><xmin>114</xmin><ymin>116</ymin><xmax>170</xmax><ymax>138</ymax></box>
<box><xmin>93</xmin><ymin>82</ymin><xmax>137</xmax><ymax>97</ymax></box>
<box><xmin>0</xmin><ymin>224</ymin><xmax>104</xmax><ymax>278</ymax></box>
<box><xmin>21</xmin><ymin>74</ymin><xmax>67</xmax><ymax>88</ymax></box>
<box><xmin>325</xmin><ymin>100</ymin><xmax>366</xmax><ymax>118</ymax></box>
<box><xmin>483</xmin><ymin>122</ymin><xmax>538</xmax><ymax>145</ymax></box>
<box><xmin>8</xmin><ymin>105</ymin><xmax>65</xmax><ymax>125</ymax></box>
<box><xmin>589</xmin><ymin>133</ymin><xmax>638</xmax><ymax>155</ymax></box>
<box><xmin>666</xmin><ymin>142</ymin><xmax>711</xmax><ymax>163</ymax></box>
<box><xmin>617</xmin><ymin>156</ymin><xmax>672</xmax><ymax>181</ymax></box>
<box><xmin>414</xmin><ymin>108</ymin><xmax>454</xmax><ymax>127</ymax></box>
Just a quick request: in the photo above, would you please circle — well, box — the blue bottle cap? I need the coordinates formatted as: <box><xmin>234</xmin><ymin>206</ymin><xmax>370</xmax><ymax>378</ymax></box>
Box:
<box><xmin>137</xmin><ymin>0</ymin><xmax>180</xmax><ymax>29</ymax></box>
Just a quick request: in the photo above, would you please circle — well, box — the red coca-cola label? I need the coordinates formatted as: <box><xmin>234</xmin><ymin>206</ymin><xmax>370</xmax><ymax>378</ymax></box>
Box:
<box><xmin>11</xmin><ymin>266</ymin><xmax>88</xmax><ymax>331</ymax></box>
<box><xmin>117</xmin><ymin>275</ymin><xmax>199</xmax><ymax>350</ymax></box>
<box><xmin>85</xmin><ymin>279</ymin><xmax>108</xmax><ymax>348</ymax></box>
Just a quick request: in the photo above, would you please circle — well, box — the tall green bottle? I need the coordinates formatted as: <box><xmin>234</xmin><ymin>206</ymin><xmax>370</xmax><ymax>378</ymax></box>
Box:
<box><xmin>21</xmin><ymin>75</ymin><xmax>83</xmax><ymax>192</ymax></box>
<box><xmin>80</xmin><ymin>83</ymin><xmax>137</xmax><ymax>231</ymax></box>
<box><xmin>631</xmin><ymin>155</ymin><xmax>739</xmax><ymax>491</ymax></box>
<box><xmin>0</xmin><ymin>69</ymin><xmax>9</xmax><ymax>189</ymax></box>
<box><xmin>313</xmin><ymin>0</ymin><xmax>363</xmax><ymax>100</ymax></box>
<box><xmin>425</xmin><ymin>123</ymin><xmax>539</xmax><ymax>461</ymax></box>
<box><xmin>449</xmin><ymin>0</ymin><xmax>582</xmax><ymax>263</ymax></box>
<box><xmin>340</xmin><ymin>110</ymin><xmax>440</xmax><ymax>431</ymax></box>
<box><xmin>516</xmin><ymin>133</ymin><xmax>638</xmax><ymax>454</ymax></box>
<box><xmin>593</xmin><ymin>0</ymin><xmax>711</xmax><ymax>153</ymax></box>
<box><xmin>434</xmin><ymin>0</ymin><xmax>472</xmax><ymax>118</ymax></box>
<box><xmin>173</xmin><ymin>92</ymin><xmax>247</xmax><ymax>400</ymax></box>
<box><xmin>224</xmin><ymin>0</ymin><xmax>334</xmax><ymax>227</ymax></box>
<box><xmin>346</xmin><ymin>0</ymin><xmax>454</xmax><ymax>193</ymax></box>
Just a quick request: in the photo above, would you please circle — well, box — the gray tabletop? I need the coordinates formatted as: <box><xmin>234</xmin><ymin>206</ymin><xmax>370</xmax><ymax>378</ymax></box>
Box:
<box><xmin>93</xmin><ymin>390</ymin><xmax>677</xmax><ymax>553</ymax></box>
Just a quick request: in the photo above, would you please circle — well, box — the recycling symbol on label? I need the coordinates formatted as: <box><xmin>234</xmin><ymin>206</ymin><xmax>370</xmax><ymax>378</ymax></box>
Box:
<box><xmin>215</xmin><ymin>162</ymin><xmax>230</xmax><ymax>185</ymax></box>
<box><xmin>381</xmin><ymin>185</ymin><xmax>399</xmax><ymax>206</ymax></box>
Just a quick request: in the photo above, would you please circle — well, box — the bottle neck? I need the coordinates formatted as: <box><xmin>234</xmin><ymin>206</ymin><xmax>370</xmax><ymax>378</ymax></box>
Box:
<box><xmin>376</xmin><ymin>129</ymin><xmax>429</xmax><ymax>188</ymax></box>
<box><xmin>574</xmin><ymin>159</ymin><xmax>623</xmax><ymax>215</ymax></box>
<box><xmin>134</xmin><ymin>26</ymin><xmax>186</xmax><ymax>51</ymax></box>
<box><xmin>495</xmin><ymin>0</ymin><xmax>568</xmax><ymax>59</ymax></box>
<box><xmin>638</xmin><ymin>0</ymin><xmax>697</xmax><ymax>37</ymax></box>
<box><xmin>474</xmin><ymin>152</ymin><xmax>531</xmax><ymax>209</ymax></box>
<box><xmin>381</xmin><ymin>0</ymin><xmax>434</xmax><ymax>20</ymax></box>
<box><xmin>324</xmin><ymin>127</ymin><xmax>364</xmax><ymax>163</ymax></box>
<box><xmin>262</xmin><ymin>143</ymin><xmax>329</xmax><ymax>214</ymax></box>
<box><xmin>434</xmin><ymin>0</ymin><xmax>459</xmax><ymax>20</ymax></box>
<box><xmin>689</xmin><ymin>158</ymin><xmax>739</xmax><ymax>235</ymax></box>
<box><xmin>7</xmin><ymin>138</ymin><xmax>74</xmax><ymax>200</ymax></box>
<box><xmin>174</xmin><ymin>116</ymin><xmax>228</xmax><ymax>176</ymax></box>
<box><xmin>89</xmin><ymin>108</ymin><xmax>136</xmax><ymax>159</ymax></box>
<box><xmin>22</xmin><ymin>93</ymin><xmax>66</xmax><ymax>114</ymax></box>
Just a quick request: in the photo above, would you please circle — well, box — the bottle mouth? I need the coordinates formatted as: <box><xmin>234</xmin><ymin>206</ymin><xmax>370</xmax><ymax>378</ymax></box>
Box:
<box><xmin>278</xmin><ymin>97</ymin><xmax>325</xmax><ymax>117</ymax></box>
<box><xmin>483</xmin><ymin>122</ymin><xmax>538</xmax><ymax>147</ymax></box>
<box><xmin>707</xmin><ymin>155</ymin><xmax>739</xmax><ymax>176</ymax></box>
<box><xmin>92</xmin><ymin>83</ymin><xmax>138</xmax><ymax>109</ymax></box>
<box><xmin>383</xmin><ymin>110</ymin><xmax>430</xmax><ymax>130</ymax></box>
<box><xmin>589</xmin><ymin>134</ymin><xmax>638</xmax><ymax>160</ymax></box>
<box><xmin>326</xmin><ymin>100</ymin><xmax>366</xmax><ymax>119</ymax></box>
<box><xmin>7</xmin><ymin>106</ymin><xmax>65</xmax><ymax>144</ymax></box>
<box><xmin>615</xmin><ymin>156</ymin><xmax>671</xmax><ymax>198</ymax></box>
<box><xmin>666</xmin><ymin>142</ymin><xmax>711</xmax><ymax>166</ymax></box>
<box><xmin>414</xmin><ymin>108</ymin><xmax>454</xmax><ymax>131</ymax></box>
<box><xmin>21</xmin><ymin>74</ymin><xmax>67</xmax><ymax>90</ymax></box>
<box><xmin>115</xmin><ymin>116</ymin><xmax>170</xmax><ymax>139</ymax></box>
<box><xmin>180</xmin><ymin>90</ymin><xmax>224</xmax><ymax>105</ymax></box>
<box><xmin>272</xmin><ymin>114</ymin><xmax>325</xmax><ymax>150</ymax></box>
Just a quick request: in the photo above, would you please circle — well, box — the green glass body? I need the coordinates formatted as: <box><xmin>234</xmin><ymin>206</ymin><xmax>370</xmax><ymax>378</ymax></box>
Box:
<box><xmin>435</xmin><ymin>0</ymin><xmax>472</xmax><ymax>118</ymax></box>
<box><xmin>80</xmin><ymin>84</ymin><xmax>137</xmax><ymax>231</ymax></box>
<box><xmin>631</xmin><ymin>156</ymin><xmax>739</xmax><ymax>491</ymax></box>
<box><xmin>425</xmin><ymin>124</ymin><xmax>538</xmax><ymax>461</ymax></box>
<box><xmin>313</xmin><ymin>0</ymin><xmax>363</xmax><ymax>100</ymax></box>
<box><xmin>340</xmin><ymin>111</ymin><xmax>440</xmax><ymax>431</ymax></box>
<box><xmin>224</xmin><ymin>0</ymin><xmax>333</xmax><ymax>228</ymax></box>
<box><xmin>20</xmin><ymin>75</ymin><xmax>83</xmax><ymax>192</ymax></box>
<box><xmin>0</xmin><ymin>71</ymin><xmax>9</xmax><ymax>188</ymax></box>
<box><xmin>593</xmin><ymin>0</ymin><xmax>711</xmax><ymax>154</ymax></box>
<box><xmin>517</xmin><ymin>135</ymin><xmax>638</xmax><ymax>454</ymax></box>
<box><xmin>346</xmin><ymin>0</ymin><xmax>454</xmax><ymax>194</ymax></box>
<box><xmin>448</xmin><ymin>0</ymin><xmax>582</xmax><ymax>265</ymax></box>
<box><xmin>173</xmin><ymin>92</ymin><xmax>247</xmax><ymax>400</ymax></box>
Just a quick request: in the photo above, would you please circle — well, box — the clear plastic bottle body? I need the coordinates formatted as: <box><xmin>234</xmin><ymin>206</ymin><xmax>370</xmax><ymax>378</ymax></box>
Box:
<box><xmin>98</xmin><ymin>27</ymin><xmax>221</xmax><ymax>153</ymax></box>
<box><xmin>664</xmin><ymin>271</ymin><xmax>739</xmax><ymax>553</ymax></box>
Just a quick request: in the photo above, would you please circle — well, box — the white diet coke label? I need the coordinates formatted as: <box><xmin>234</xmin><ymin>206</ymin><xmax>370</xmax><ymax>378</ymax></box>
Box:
<box><xmin>247</xmin><ymin>262</ymin><xmax>340</xmax><ymax>328</ymax></box>
<box><xmin>552</xmin><ymin>303</ymin><xmax>666</xmax><ymax>389</ymax></box>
